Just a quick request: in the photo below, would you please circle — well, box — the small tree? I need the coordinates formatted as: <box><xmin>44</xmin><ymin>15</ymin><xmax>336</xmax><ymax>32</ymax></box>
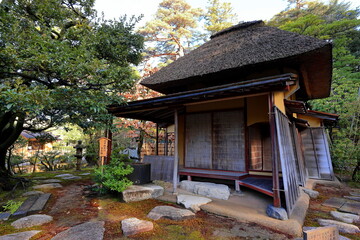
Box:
<box><xmin>204</xmin><ymin>0</ymin><xmax>238</xmax><ymax>35</ymax></box>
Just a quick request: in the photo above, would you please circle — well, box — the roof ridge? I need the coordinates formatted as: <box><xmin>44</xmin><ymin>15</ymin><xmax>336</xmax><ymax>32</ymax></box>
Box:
<box><xmin>210</xmin><ymin>20</ymin><xmax>264</xmax><ymax>39</ymax></box>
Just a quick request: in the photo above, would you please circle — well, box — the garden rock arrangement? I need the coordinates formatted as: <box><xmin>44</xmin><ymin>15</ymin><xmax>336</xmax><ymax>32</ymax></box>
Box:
<box><xmin>177</xmin><ymin>194</ymin><xmax>212</xmax><ymax>212</ymax></box>
<box><xmin>180</xmin><ymin>180</ymin><xmax>230</xmax><ymax>200</ymax></box>
<box><xmin>121</xmin><ymin>218</ymin><xmax>153</xmax><ymax>236</ymax></box>
<box><xmin>0</xmin><ymin>230</ymin><xmax>41</xmax><ymax>240</ymax></box>
<box><xmin>147</xmin><ymin>206</ymin><xmax>195</xmax><ymax>220</ymax></box>
<box><xmin>51</xmin><ymin>221</ymin><xmax>105</xmax><ymax>240</ymax></box>
<box><xmin>11</xmin><ymin>214</ymin><xmax>53</xmax><ymax>229</ymax></box>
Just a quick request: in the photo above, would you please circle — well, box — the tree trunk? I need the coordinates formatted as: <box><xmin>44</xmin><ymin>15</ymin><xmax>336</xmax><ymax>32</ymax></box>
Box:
<box><xmin>352</xmin><ymin>160</ymin><xmax>360</xmax><ymax>181</ymax></box>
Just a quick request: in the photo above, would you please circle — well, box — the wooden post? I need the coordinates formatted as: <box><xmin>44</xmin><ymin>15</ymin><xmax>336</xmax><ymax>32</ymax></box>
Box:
<box><xmin>155</xmin><ymin>124</ymin><xmax>159</xmax><ymax>156</ymax></box>
<box><xmin>268</xmin><ymin>93</ymin><xmax>281</xmax><ymax>208</ymax></box>
<box><xmin>173</xmin><ymin>109</ymin><xmax>179</xmax><ymax>193</ymax></box>
<box><xmin>165</xmin><ymin>127</ymin><xmax>168</xmax><ymax>156</ymax></box>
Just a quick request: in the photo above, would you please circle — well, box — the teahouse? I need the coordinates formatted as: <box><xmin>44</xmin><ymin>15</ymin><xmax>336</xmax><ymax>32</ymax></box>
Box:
<box><xmin>108</xmin><ymin>21</ymin><xmax>338</xmax><ymax>217</ymax></box>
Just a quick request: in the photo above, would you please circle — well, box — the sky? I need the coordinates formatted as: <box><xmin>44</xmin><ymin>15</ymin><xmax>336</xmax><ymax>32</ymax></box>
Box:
<box><xmin>94</xmin><ymin>0</ymin><xmax>360</xmax><ymax>28</ymax></box>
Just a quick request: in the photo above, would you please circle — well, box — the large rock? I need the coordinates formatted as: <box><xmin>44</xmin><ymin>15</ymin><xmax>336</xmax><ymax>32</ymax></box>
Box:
<box><xmin>22</xmin><ymin>191</ymin><xmax>44</xmax><ymax>197</ymax></box>
<box><xmin>51</xmin><ymin>221</ymin><xmax>105</xmax><ymax>240</ymax></box>
<box><xmin>147</xmin><ymin>206</ymin><xmax>195</xmax><ymax>220</ymax></box>
<box><xmin>33</xmin><ymin>183</ymin><xmax>62</xmax><ymax>190</ymax></box>
<box><xmin>180</xmin><ymin>181</ymin><xmax>230</xmax><ymax>200</ymax></box>
<box><xmin>11</xmin><ymin>214</ymin><xmax>53</xmax><ymax>229</ymax></box>
<box><xmin>121</xmin><ymin>185</ymin><xmax>164</xmax><ymax>202</ymax></box>
<box><xmin>302</xmin><ymin>188</ymin><xmax>319</xmax><ymax>199</ymax></box>
<box><xmin>0</xmin><ymin>230</ymin><xmax>41</xmax><ymax>240</ymax></box>
<box><xmin>330</xmin><ymin>211</ymin><xmax>360</xmax><ymax>224</ymax></box>
<box><xmin>318</xmin><ymin>219</ymin><xmax>360</xmax><ymax>234</ymax></box>
<box><xmin>177</xmin><ymin>194</ymin><xmax>212</xmax><ymax>212</ymax></box>
<box><xmin>266</xmin><ymin>205</ymin><xmax>288</xmax><ymax>220</ymax></box>
<box><xmin>121</xmin><ymin>218</ymin><xmax>153</xmax><ymax>236</ymax></box>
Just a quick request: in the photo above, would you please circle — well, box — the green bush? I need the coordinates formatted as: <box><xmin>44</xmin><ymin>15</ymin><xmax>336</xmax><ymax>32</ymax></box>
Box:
<box><xmin>94</xmin><ymin>155</ymin><xmax>133</xmax><ymax>194</ymax></box>
<box><xmin>1</xmin><ymin>200</ymin><xmax>22</xmax><ymax>214</ymax></box>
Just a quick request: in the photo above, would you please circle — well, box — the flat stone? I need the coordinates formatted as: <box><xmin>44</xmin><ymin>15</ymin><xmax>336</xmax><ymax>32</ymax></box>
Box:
<box><xmin>0</xmin><ymin>230</ymin><xmax>41</xmax><ymax>240</ymax></box>
<box><xmin>303</xmin><ymin>227</ymin><xmax>350</xmax><ymax>240</ymax></box>
<box><xmin>11</xmin><ymin>214</ymin><xmax>53</xmax><ymax>229</ymax></box>
<box><xmin>344</xmin><ymin>196</ymin><xmax>360</xmax><ymax>202</ymax></box>
<box><xmin>322</xmin><ymin>197</ymin><xmax>347</xmax><ymax>208</ymax></box>
<box><xmin>266</xmin><ymin>205</ymin><xmax>288</xmax><ymax>220</ymax></box>
<box><xmin>33</xmin><ymin>183</ymin><xmax>62</xmax><ymax>190</ymax></box>
<box><xmin>12</xmin><ymin>195</ymin><xmax>39</xmax><ymax>218</ymax></box>
<box><xmin>349</xmin><ymin>191</ymin><xmax>360</xmax><ymax>197</ymax></box>
<box><xmin>180</xmin><ymin>180</ymin><xmax>230</xmax><ymax>200</ymax></box>
<box><xmin>40</xmin><ymin>179</ymin><xmax>62</xmax><ymax>183</ymax></box>
<box><xmin>318</xmin><ymin>219</ymin><xmax>360</xmax><ymax>234</ymax></box>
<box><xmin>79</xmin><ymin>173</ymin><xmax>91</xmax><ymax>176</ymax></box>
<box><xmin>303</xmin><ymin>226</ymin><xmax>339</xmax><ymax>240</ymax></box>
<box><xmin>54</xmin><ymin>174</ymin><xmax>74</xmax><ymax>178</ymax></box>
<box><xmin>0</xmin><ymin>212</ymin><xmax>11</xmax><ymax>221</ymax></box>
<box><xmin>121</xmin><ymin>217</ymin><xmax>153</xmax><ymax>236</ymax></box>
<box><xmin>122</xmin><ymin>185</ymin><xmax>152</xmax><ymax>202</ymax></box>
<box><xmin>28</xmin><ymin>193</ymin><xmax>51</xmax><ymax>213</ymax></box>
<box><xmin>177</xmin><ymin>194</ymin><xmax>212</xmax><ymax>212</ymax></box>
<box><xmin>22</xmin><ymin>191</ymin><xmax>44</xmax><ymax>197</ymax></box>
<box><xmin>302</xmin><ymin>188</ymin><xmax>319</xmax><ymax>199</ymax></box>
<box><xmin>142</xmin><ymin>184</ymin><xmax>164</xmax><ymax>198</ymax></box>
<box><xmin>339</xmin><ymin>201</ymin><xmax>360</xmax><ymax>215</ymax></box>
<box><xmin>147</xmin><ymin>206</ymin><xmax>195</xmax><ymax>220</ymax></box>
<box><xmin>51</xmin><ymin>221</ymin><xmax>105</xmax><ymax>240</ymax></box>
<box><xmin>330</xmin><ymin>211</ymin><xmax>360</xmax><ymax>224</ymax></box>
<box><xmin>61</xmin><ymin>176</ymin><xmax>81</xmax><ymax>180</ymax></box>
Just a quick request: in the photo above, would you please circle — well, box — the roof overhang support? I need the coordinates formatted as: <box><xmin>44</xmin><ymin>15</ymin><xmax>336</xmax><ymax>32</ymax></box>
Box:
<box><xmin>173</xmin><ymin>109</ymin><xmax>179</xmax><ymax>193</ymax></box>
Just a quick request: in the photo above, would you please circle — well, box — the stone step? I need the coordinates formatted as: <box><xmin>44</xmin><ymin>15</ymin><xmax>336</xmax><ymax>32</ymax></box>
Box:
<box><xmin>0</xmin><ymin>212</ymin><xmax>11</xmax><ymax>221</ymax></box>
<box><xmin>12</xmin><ymin>195</ymin><xmax>39</xmax><ymax>218</ymax></box>
<box><xmin>28</xmin><ymin>193</ymin><xmax>51</xmax><ymax>214</ymax></box>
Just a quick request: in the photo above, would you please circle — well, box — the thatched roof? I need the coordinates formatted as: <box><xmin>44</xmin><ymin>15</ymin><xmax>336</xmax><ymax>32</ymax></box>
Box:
<box><xmin>141</xmin><ymin>21</ymin><xmax>332</xmax><ymax>99</ymax></box>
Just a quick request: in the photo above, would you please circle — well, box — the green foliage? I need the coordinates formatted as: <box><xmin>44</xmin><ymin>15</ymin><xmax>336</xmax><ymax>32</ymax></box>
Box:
<box><xmin>204</xmin><ymin>0</ymin><xmax>237</xmax><ymax>35</ymax></box>
<box><xmin>1</xmin><ymin>200</ymin><xmax>22</xmax><ymax>214</ymax></box>
<box><xmin>94</xmin><ymin>155</ymin><xmax>133</xmax><ymax>193</ymax></box>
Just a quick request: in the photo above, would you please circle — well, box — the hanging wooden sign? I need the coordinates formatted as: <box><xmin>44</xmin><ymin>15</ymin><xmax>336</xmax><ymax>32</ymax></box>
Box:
<box><xmin>99</xmin><ymin>137</ymin><xmax>110</xmax><ymax>157</ymax></box>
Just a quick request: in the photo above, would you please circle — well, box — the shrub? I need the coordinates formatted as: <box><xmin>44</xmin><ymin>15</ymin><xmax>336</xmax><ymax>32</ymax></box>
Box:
<box><xmin>94</xmin><ymin>155</ymin><xmax>133</xmax><ymax>194</ymax></box>
<box><xmin>1</xmin><ymin>200</ymin><xmax>22</xmax><ymax>214</ymax></box>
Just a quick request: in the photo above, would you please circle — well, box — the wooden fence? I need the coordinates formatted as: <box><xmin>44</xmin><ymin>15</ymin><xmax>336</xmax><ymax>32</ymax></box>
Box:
<box><xmin>143</xmin><ymin>155</ymin><xmax>174</xmax><ymax>182</ymax></box>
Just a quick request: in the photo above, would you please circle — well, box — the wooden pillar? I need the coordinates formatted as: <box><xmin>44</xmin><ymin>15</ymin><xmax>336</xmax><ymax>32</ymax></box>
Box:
<box><xmin>155</xmin><ymin>124</ymin><xmax>159</xmax><ymax>156</ymax></box>
<box><xmin>173</xmin><ymin>109</ymin><xmax>179</xmax><ymax>193</ymax></box>
<box><xmin>268</xmin><ymin>93</ymin><xmax>281</xmax><ymax>208</ymax></box>
<box><xmin>165</xmin><ymin>127</ymin><xmax>168</xmax><ymax>156</ymax></box>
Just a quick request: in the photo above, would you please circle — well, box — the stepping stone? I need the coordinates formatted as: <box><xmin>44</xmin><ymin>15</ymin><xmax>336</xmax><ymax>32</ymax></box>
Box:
<box><xmin>330</xmin><ymin>211</ymin><xmax>360</xmax><ymax>224</ymax></box>
<box><xmin>349</xmin><ymin>191</ymin><xmax>360</xmax><ymax>197</ymax></box>
<box><xmin>302</xmin><ymin>188</ymin><xmax>319</xmax><ymax>199</ymax></box>
<box><xmin>11</xmin><ymin>214</ymin><xmax>52</xmax><ymax>229</ymax></box>
<box><xmin>0</xmin><ymin>230</ymin><xmax>41</xmax><ymax>240</ymax></box>
<box><xmin>339</xmin><ymin>201</ymin><xmax>360</xmax><ymax>215</ymax></box>
<box><xmin>180</xmin><ymin>180</ymin><xmax>230</xmax><ymax>200</ymax></box>
<box><xmin>322</xmin><ymin>197</ymin><xmax>347</xmax><ymax>208</ymax></box>
<box><xmin>142</xmin><ymin>184</ymin><xmax>164</xmax><ymax>198</ymax></box>
<box><xmin>318</xmin><ymin>219</ymin><xmax>360</xmax><ymax>234</ymax></box>
<box><xmin>147</xmin><ymin>206</ymin><xmax>195</xmax><ymax>220</ymax></box>
<box><xmin>344</xmin><ymin>196</ymin><xmax>360</xmax><ymax>202</ymax></box>
<box><xmin>61</xmin><ymin>176</ymin><xmax>81</xmax><ymax>180</ymax></box>
<box><xmin>12</xmin><ymin>195</ymin><xmax>39</xmax><ymax>218</ymax></box>
<box><xmin>266</xmin><ymin>204</ymin><xmax>288</xmax><ymax>220</ymax></box>
<box><xmin>79</xmin><ymin>173</ymin><xmax>90</xmax><ymax>176</ymax></box>
<box><xmin>0</xmin><ymin>212</ymin><xmax>11</xmax><ymax>221</ymax></box>
<box><xmin>22</xmin><ymin>191</ymin><xmax>43</xmax><ymax>197</ymax></box>
<box><xmin>40</xmin><ymin>179</ymin><xmax>62</xmax><ymax>183</ymax></box>
<box><xmin>54</xmin><ymin>174</ymin><xmax>74</xmax><ymax>178</ymax></box>
<box><xmin>33</xmin><ymin>183</ymin><xmax>62</xmax><ymax>190</ymax></box>
<box><xmin>121</xmin><ymin>185</ymin><xmax>164</xmax><ymax>202</ymax></box>
<box><xmin>177</xmin><ymin>194</ymin><xmax>212</xmax><ymax>212</ymax></box>
<box><xmin>121</xmin><ymin>218</ymin><xmax>153</xmax><ymax>236</ymax></box>
<box><xmin>51</xmin><ymin>221</ymin><xmax>105</xmax><ymax>240</ymax></box>
<box><xmin>28</xmin><ymin>193</ymin><xmax>51</xmax><ymax>213</ymax></box>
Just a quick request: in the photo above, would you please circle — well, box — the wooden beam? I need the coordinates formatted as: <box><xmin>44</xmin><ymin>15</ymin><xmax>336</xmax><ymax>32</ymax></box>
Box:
<box><xmin>155</xmin><ymin>124</ymin><xmax>159</xmax><ymax>156</ymax></box>
<box><xmin>173</xmin><ymin>109</ymin><xmax>179</xmax><ymax>193</ymax></box>
<box><xmin>269</xmin><ymin>93</ymin><xmax>281</xmax><ymax>208</ymax></box>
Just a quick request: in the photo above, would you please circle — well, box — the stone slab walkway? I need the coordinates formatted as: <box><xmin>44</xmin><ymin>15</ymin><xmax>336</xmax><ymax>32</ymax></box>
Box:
<box><xmin>12</xmin><ymin>193</ymin><xmax>51</xmax><ymax>218</ymax></box>
<box><xmin>51</xmin><ymin>221</ymin><xmax>105</xmax><ymax>240</ymax></box>
<box><xmin>0</xmin><ymin>230</ymin><xmax>41</xmax><ymax>240</ymax></box>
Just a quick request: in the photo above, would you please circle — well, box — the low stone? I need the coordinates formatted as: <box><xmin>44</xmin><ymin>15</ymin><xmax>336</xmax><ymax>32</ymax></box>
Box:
<box><xmin>303</xmin><ymin>227</ymin><xmax>351</xmax><ymax>240</ymax></box>
<box><xmin>121</xmin><ymin>185</ymin><xmax>153</xmax><ymax>202</ymax></box>
<box><xmin>180</xmin><ymin>181</ymin><xmax>230</xmax><ymax>200</ymax></box>
<box><xmin>61</xmin><ymin>176</ymin><xmax>81</xmax><ymax>180</ymax></box>
<box><xmin>51</xmin><ymin>221</ymin><xmax>105</xmax><ymax>240</ymax></box>
<box><xmin>349</xmin><ymin>191</ymin><xmax>360</xmax><ymax>197</ymax></box>
<box><xmin>266</xmin><ymin>205</ymin><xmax>288</xmax><ymax>220</ymax></box>
<box><xmin>54</xmin><ymin>174</ymin><xmax>74</xmax><ymax>178</ymax></box>
<box><xmin>147</xmin><ymin>206</ymin><xmax>195</xmax><ymax>220</ymax></box>
<box><xmin>318</xmin><ymin>219</ymin><xmax>360</xmax><ymax>234</ymax></box>
<box><xmin>339</xmin><ymin>201</ymin><xmax>360</xmax><ymax>215</ymax></box>
<box><xmin>28</xmin><ymin>193</ymin><xmax>51</xmax><ymax>213</ymax></box>
<box><xmin>344</xmin><ymin>196</ymin><xmax>360</xmax><ymax>202</ymax></box>
<box><xmin>302</xmin><ymin>188</ymin><xmax>319</xmax><ymax>199</ymax></box>
<box><xmin>40</xmin><ymin>179</ymin><xmax>62</xmax><ymax>183</ymax></box>
<box><xmin>22</xmin><ymin>191</ymin><xmax>44</xmax><ymax>197</ymax></box>
<box><xmin>33</xmin><ymin>183</ymin><xmax>62</xmax><ymax>190</ymax></box>
<box><xmin>303</xmin><ymin>226</ymin><xmax>339</xmax><ymax>240</ymax></box>
<box><xmin>177</xmin><ymin>194</ymin><xmax>212</xmax><ymax>212</ymax></box>
<box><xmin>12</xmin><ymin>195</ymin><xmax>39</xmax><ymax>218</ymax></box>
<box><xmin>121</xmin><ymin>218</ymin><xmax>153</xmax><ymax>236</ymax></box>
<box><xmin>330</xmin><ymin>211</ymin><xmax>360</xmax><ymax>224</ymax></box>
<box><xmin>79</xmin><ymin>173</ymin><xmax>91</xmax><ymax>176</ymax></box>
<box><xmin>11</xmin><ymin>214</ymin><xmax>53</xmax><ymax>229</ymax></box>
<box><xmin>0</xmin><ymin>212</ymin><xmax>11</xmax><ymax>221</ymax></box>
<box><xmin>0</xmin><ymin>230</ymin><xmax>41</xmax><ymax>240</ymax></box>
<box><xmin>322</xmin><ymin>197</ymin><xmax>347</xmax><ymax>208</ymax></box>
<box><xmin>142</xmin><ymin>184</ymin><xmax>164</xmax><ymax>198</ymax></box>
